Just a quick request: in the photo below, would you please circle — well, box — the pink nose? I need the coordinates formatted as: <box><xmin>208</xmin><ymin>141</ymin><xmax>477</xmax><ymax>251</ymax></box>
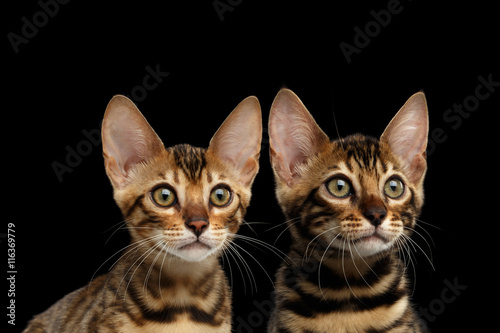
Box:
<box><xmin>186</xmin><ymin>220</ymin><xmax>209</xmax><ymax>237</ymax></box>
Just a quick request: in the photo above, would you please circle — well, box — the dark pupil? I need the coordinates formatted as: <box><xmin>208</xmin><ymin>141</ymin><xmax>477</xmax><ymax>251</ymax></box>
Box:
<box><xmin>389</xmin><ymin>181</ymin><xmax>397</xmax><ymax>192</ymax></box>
<box><xmin>161</xmin><ymin>189</ymin><xmax>171</xmax><ymax>200</ymax></box>
<box><xmin>337</xmin><ymin>180</ymin><xmax>346</xmax><ymax>191</ymax></box>
<box><xmin>215</xmin><ymin>189</ymin><xmax>224</xmax><ymax>200</ymax></box>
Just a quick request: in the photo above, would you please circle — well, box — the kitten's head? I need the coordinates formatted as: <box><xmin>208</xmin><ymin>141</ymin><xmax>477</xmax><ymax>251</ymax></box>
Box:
<box><xmin>269</xmin><ymin>89</ymin><xmax>428</xmax><ymax>258</ymax></box>
<box><xmin>102</xmin><ymin>95</ymin><xmax>262</xmax><ymax>262</ymax></box>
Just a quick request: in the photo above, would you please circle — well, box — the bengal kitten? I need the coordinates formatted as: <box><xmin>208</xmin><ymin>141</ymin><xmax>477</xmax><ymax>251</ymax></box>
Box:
<box><xmin>267</xmin><ymin>89</ymin><xmax>430</xmax><ymax>332</ymax></box>
<box><xmin>24</xmin><ymin>95</ymin><xmax>262</xmax><ymax>333</ymax></box>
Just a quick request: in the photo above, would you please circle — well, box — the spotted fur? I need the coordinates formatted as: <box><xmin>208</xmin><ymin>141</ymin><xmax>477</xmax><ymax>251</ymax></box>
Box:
<box><xmin>24</xmin><ymin>95</ymin><xmax>262</xmax><ymax>332</ymax></box>
<box><xmin>268</xmin><ymin>89</ymin><xmax>430</xmax><ymax>333</ymax></box>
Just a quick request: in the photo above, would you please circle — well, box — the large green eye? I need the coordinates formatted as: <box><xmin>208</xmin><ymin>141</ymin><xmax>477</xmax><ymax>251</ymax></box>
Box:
<box><xmin>210</xmin><ymin>186</ymin><xmax>232</xmax><ymax>207</ymax></box>
<box><xmin>326</xmin><ymin>177</ymin><xmax>352</xmax><ymax>198</ymax></box>
<box><xmin>384</xmin><ymin>178</ymin><xmax>405</xmax><ymax>198</ymax></box>
<box><xmin>151</xmin><ymin>186</ymin><xmax>177</xmax><ymax>207</ymax></box>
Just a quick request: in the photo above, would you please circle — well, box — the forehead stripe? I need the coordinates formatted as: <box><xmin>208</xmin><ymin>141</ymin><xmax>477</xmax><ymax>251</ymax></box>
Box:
<box><xmin>170</xmin><ymin>144</ymin><xmax>207</xmax><ymax>181</ymax></box>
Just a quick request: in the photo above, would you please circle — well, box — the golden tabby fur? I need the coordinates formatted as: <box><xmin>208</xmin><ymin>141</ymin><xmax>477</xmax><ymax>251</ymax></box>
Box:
<box><xmin>24</xmin><ymin>95</ymin><xmax>262</xmax><ymax>332</ymax></box>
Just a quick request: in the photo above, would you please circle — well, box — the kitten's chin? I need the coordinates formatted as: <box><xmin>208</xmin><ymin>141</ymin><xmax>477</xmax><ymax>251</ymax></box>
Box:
<box><xmin>329</xmin><ymin>234</ymin><xmax>393</xmax><ymax>258</ymax></box>
<box><xmin>174</xmin><ymin>241</ymin><xmax>219</xmax><ymax>262</ymax></box>
<box><xmin>349</xmin><ymin>235</ymin><xmax>393</xmax><ymax>258</ymax></box>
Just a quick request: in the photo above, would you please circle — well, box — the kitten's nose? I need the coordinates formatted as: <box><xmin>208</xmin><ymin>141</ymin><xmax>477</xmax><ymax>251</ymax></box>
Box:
<box><xmin>363</xmin><ymin>207</ymin><xmax>387</xmax><ymax>227</ymax></box>
<box><xmin>186</xmin><ymin>219</ymin><xmax>209</xmax><ymax>237</ymax></box>
<box><xmin>361</xmin><ymin>195</ymin><xmax>387</xmax><ymax>227</ymax></box>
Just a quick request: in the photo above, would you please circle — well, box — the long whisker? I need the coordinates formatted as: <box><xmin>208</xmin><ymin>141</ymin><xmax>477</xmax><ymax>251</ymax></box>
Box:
<box><xmin>303</xmin><ymin>226</ymin><xmax>341</xmax><ymax>264</ymax></box>
<box><xmin>114</xmin><ymin>235</ymin><xmax>164</xmax><ymax>301</ymax></box>
<box><xmin>124</xmin><ymin>238</ymin><xmax>165</xmax><ymax>301</ymax></box>
<box><xmin>397</xmin><ymin>235</ymin><xmax>417</xmax><ymax>296</ymax></box>
<box><xmin>142</xmin><ymin>240</ymin><xmax>167</xmax><ymax>303</ymax></box>
<box><xmin>157</xmin><ymin>241</ymin><xmax>170</xmax><ymax>305</ymax></box>
<box><xmin>400</xmin><ymin>231</ymin><xmax>435</xmax><ymax>271</ymax></box>
<box><xmin>272</xmin><ymin>218</ymin><xmax>302</xmax><ymax>245</ymax></box>
<box><xmin>416</xmin><ymin>218</ymin><xmax>442</xmax><ymax>231</ymax></box>
<box><xmin>331</xmin><ymin>103</ymin><xmax>345</xmax><ymax>154</ymax></box>
<box><xmin>413</xmin><ymin>221</ymin><xmax>437</xmax><ymax>249</ymax></box>
<box><xmin>341</xmin><ymin>237</ymin><xmax>361</xmax><ymax>303</ymax></box>
<box><xmin>229</xmin><ymin>240</ymin><xmax>275</xmax><ymax>292</ymax></box>
<box><xmin>232</xmin><ymin>234</ymin><xmax>292</xmax><ymax>264</ymax></box>
<box><xmin>223</xmin><ymin>240</ymin><xmax>256</xmax><ymax>293</ymax></box>
<box><xmin>222</xmin><ymin>240</ymin><xmax>250</xmax><ymax>293</ymax></box>
<box><xmin>349</xmin><ymin>240</ymin><xmax>378</xmax><ymax>287</ymax></box>
<box><xmin>317</xmin><ymin>232</ymin><xmax>342</xmax><ymax>300</ymax></box>
<box><xmin>265</xmin><ymin>217</ymin><xmax>301</xmax><ymax>233</ymax></box>
<box><xmin>90</xmin><ymin>234</ymin><xmax>162</xmax><ymax>284</ymax></box>
<box><xmin>104</xmin><ymin>220</ymin><xmax>128</xmax><ymax>245</ymax></box>
<box><xmin>241</xmin><ymin>219</ymin><xmax>271</xmax><ymax>236</ymax></box>
<box><xmin>220</xmin><ymin>242</ymin><xmax>234</xmax><ymax>293</ymax></box>
<box><xmin>406</xmin><ymin>225</ymin><xmax>434</xmax><ymax>254</ymax></box>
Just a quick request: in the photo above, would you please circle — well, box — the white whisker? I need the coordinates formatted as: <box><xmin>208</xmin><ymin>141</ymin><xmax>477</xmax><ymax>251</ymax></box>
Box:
<box><xmin>220</xmin><ymin>242</ymin><xmax>234</xmax><ymax>293</ymax></box>
<box><xmin>143</xmin><ymin>240</ymin><xmax>168</xmax><ymax>300</ymax></box>
<box><xmin>402</xmin><ymin>228</ymin><xmax>435</xmax><ymax>271</ymax></box>
<box><xmin>103</xmin><ymin>220</ymin><xmax>128</xmax><ymax>245</ymax></box>
<box><xmin>229</xmin><ymin>241</ymin><xmax>275</xmax><ymax>292</ymax></box>
<box><xmin>349</xmin><ymin>240</ymin><xmax>377</xmax><ymax>289</ymax></box>
<box><xmin>317</xmin><ymin>232</ymin><xmax>342</xmax><ymax>300</ymax></box>
<box><xmin>90</xmin><ymin>234</ymin><xmax>162</xmax><ymax>285</ymax></box>
<box><xmin>303</xmin><ymin>226</ymin><xmax>340</xmax><ymax>264</ymax></box>
<box><xmin>416</xmin><ymin>218</ymin><xmax>442</xmax><ymax>230</ymax></box>
<box><xmin>113</xmin><ymin>235</ymin><xmax>164</xmax><ymax>302</ymax></box>
<box><xmin>232</xmin><ymin>234</ymin><xmax>291</xmax><ymax>264</ymax></box>
<box><xmin>340</xmin><ymin>237</ymin><xmax>364</xmax><ymax>304</ymax></box>
<box><xmin>265</xmin><ymin>217</ymin><xmax>301</xmax><ymax>232</ymax></box>
<box><xmin>241</xmin><ymin>219</ymin><xmax>270</xmax><ymax>236</ymax></box>
<box><xmin>223</xmin><ymin>240</ymin><xmax>256</xmax><ymax>293</ymax></box>
<box><xmin>157</xmin><ymin>241</ymin><xmax>170</xmax><ymax>305</ymax></box>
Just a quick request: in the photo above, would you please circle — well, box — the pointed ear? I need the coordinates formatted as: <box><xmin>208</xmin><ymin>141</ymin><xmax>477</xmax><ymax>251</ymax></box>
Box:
<box><xmin>102</xmin><ymin>95</ymin><xmax>164</xmax><ymax>189</ymax></box>
<box><xmin>380</xmin><ymin>92</ymin><xmax>429</xmax><ymax>184</ymax></box>
<box><xmin>269</xmin><ymin>89</ymin><xmax>330</xmax><ymax>186</ymax></box>
<box><xmin>208</xmin><ymin>96</ymin><xmax>262</xmax><ymax>186</ymax></box>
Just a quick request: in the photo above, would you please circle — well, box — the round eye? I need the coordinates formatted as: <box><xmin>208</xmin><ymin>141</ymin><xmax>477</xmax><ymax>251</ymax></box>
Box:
<box><xmin>210</xmin><ymin>186</ymin><xmax>232</xmax><ymax>207</ymax></box>
<box><xmin>151</xmin><ymin>187</ymin><xmax>177</xmax><ymax>207</ymax></box>
<box><xmin>326</xmin><ymin>177</ymin><xmax>352</xmax><ymax>198</ymax></box>
<box><xmin>384</xmin><ymin>178</ymin><xmax>405</xmax><ymax>198</ymax></box>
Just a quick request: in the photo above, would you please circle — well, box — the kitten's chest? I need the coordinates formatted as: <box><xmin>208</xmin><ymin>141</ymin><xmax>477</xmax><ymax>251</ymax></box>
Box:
<box><xmin>114</xmin><ymin>315</ymin><xmax>231</xmax><ymax>333</ymax></box>
<box><xmin>104</xmin><ymin>264</ymin><xmax>232</xmax><ymax>333</ymax></box>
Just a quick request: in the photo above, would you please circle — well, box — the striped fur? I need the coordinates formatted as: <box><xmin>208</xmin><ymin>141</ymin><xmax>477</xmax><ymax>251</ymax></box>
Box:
<box><xmin>268</xmin><ymin>89</ymin><xmax>430</xmax><ymax>332</ymax></box>
<box><xmin>24</xmin><ymin>95</ymin><xmax>262</xmax><ymax>332</ymax></box>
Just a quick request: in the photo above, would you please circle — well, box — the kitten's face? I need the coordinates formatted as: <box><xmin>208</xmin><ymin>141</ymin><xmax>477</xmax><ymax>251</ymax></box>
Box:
<box><xmin>114</xmin><ymin>145</ymin><xmax>252</xmax><ymax>262</ymax></box>
<box><xmin>269</xmin><ymin>89</ymin><xmax>428</xmax><ymax>259</ymax></box>
<box><xmin>277</xmin><ymin>135</ymin><xmax>424</xmax><ymax>258</ymax></box>
<box><xmin>102</xmin><ymin>96</ymin><xmax>261</xmax><ymax>262</ymax></box>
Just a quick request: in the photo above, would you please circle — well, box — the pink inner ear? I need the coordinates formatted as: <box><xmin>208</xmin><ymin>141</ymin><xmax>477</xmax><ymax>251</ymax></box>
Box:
<box><xmin>208</xmin><ymin>96</ymin><xmax>262</xmax><ymax>185</ymax></box>
<box><xmin>102</xmin><ymin>95</ymin><xmax>164</xmax><ymax>188</ymax></box>
<box><xmin>269</xmin><ymin>89</ymin><xmax>329</xmax><ymax>186</ymax></box>
<box><xmin>386</xmin><ymin>115</ymin><xmax>427</xmax><ymax>162</ymax></box>
<box><xmin>381</xmin><ymin>92</ymin><xmax>429</xmax><ymax>182</ymax></box>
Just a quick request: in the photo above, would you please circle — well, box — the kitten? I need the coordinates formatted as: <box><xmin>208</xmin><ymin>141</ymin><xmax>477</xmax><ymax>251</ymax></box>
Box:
<box><xmin>267</xmin><ymin>89</ymin><xmax>429</xmax><ymax>332</ymax></box>
<box><xmin>24</xmin><ymin>95</ymin><xmax>262</xmax><ymax>333</ymax></box>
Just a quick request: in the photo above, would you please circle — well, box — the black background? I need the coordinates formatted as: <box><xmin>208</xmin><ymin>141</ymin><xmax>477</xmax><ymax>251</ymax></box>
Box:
<box><xmin>5</xmin><ymin>0</ymin><xmax>498</xmax><ymax>332</ymax></box>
